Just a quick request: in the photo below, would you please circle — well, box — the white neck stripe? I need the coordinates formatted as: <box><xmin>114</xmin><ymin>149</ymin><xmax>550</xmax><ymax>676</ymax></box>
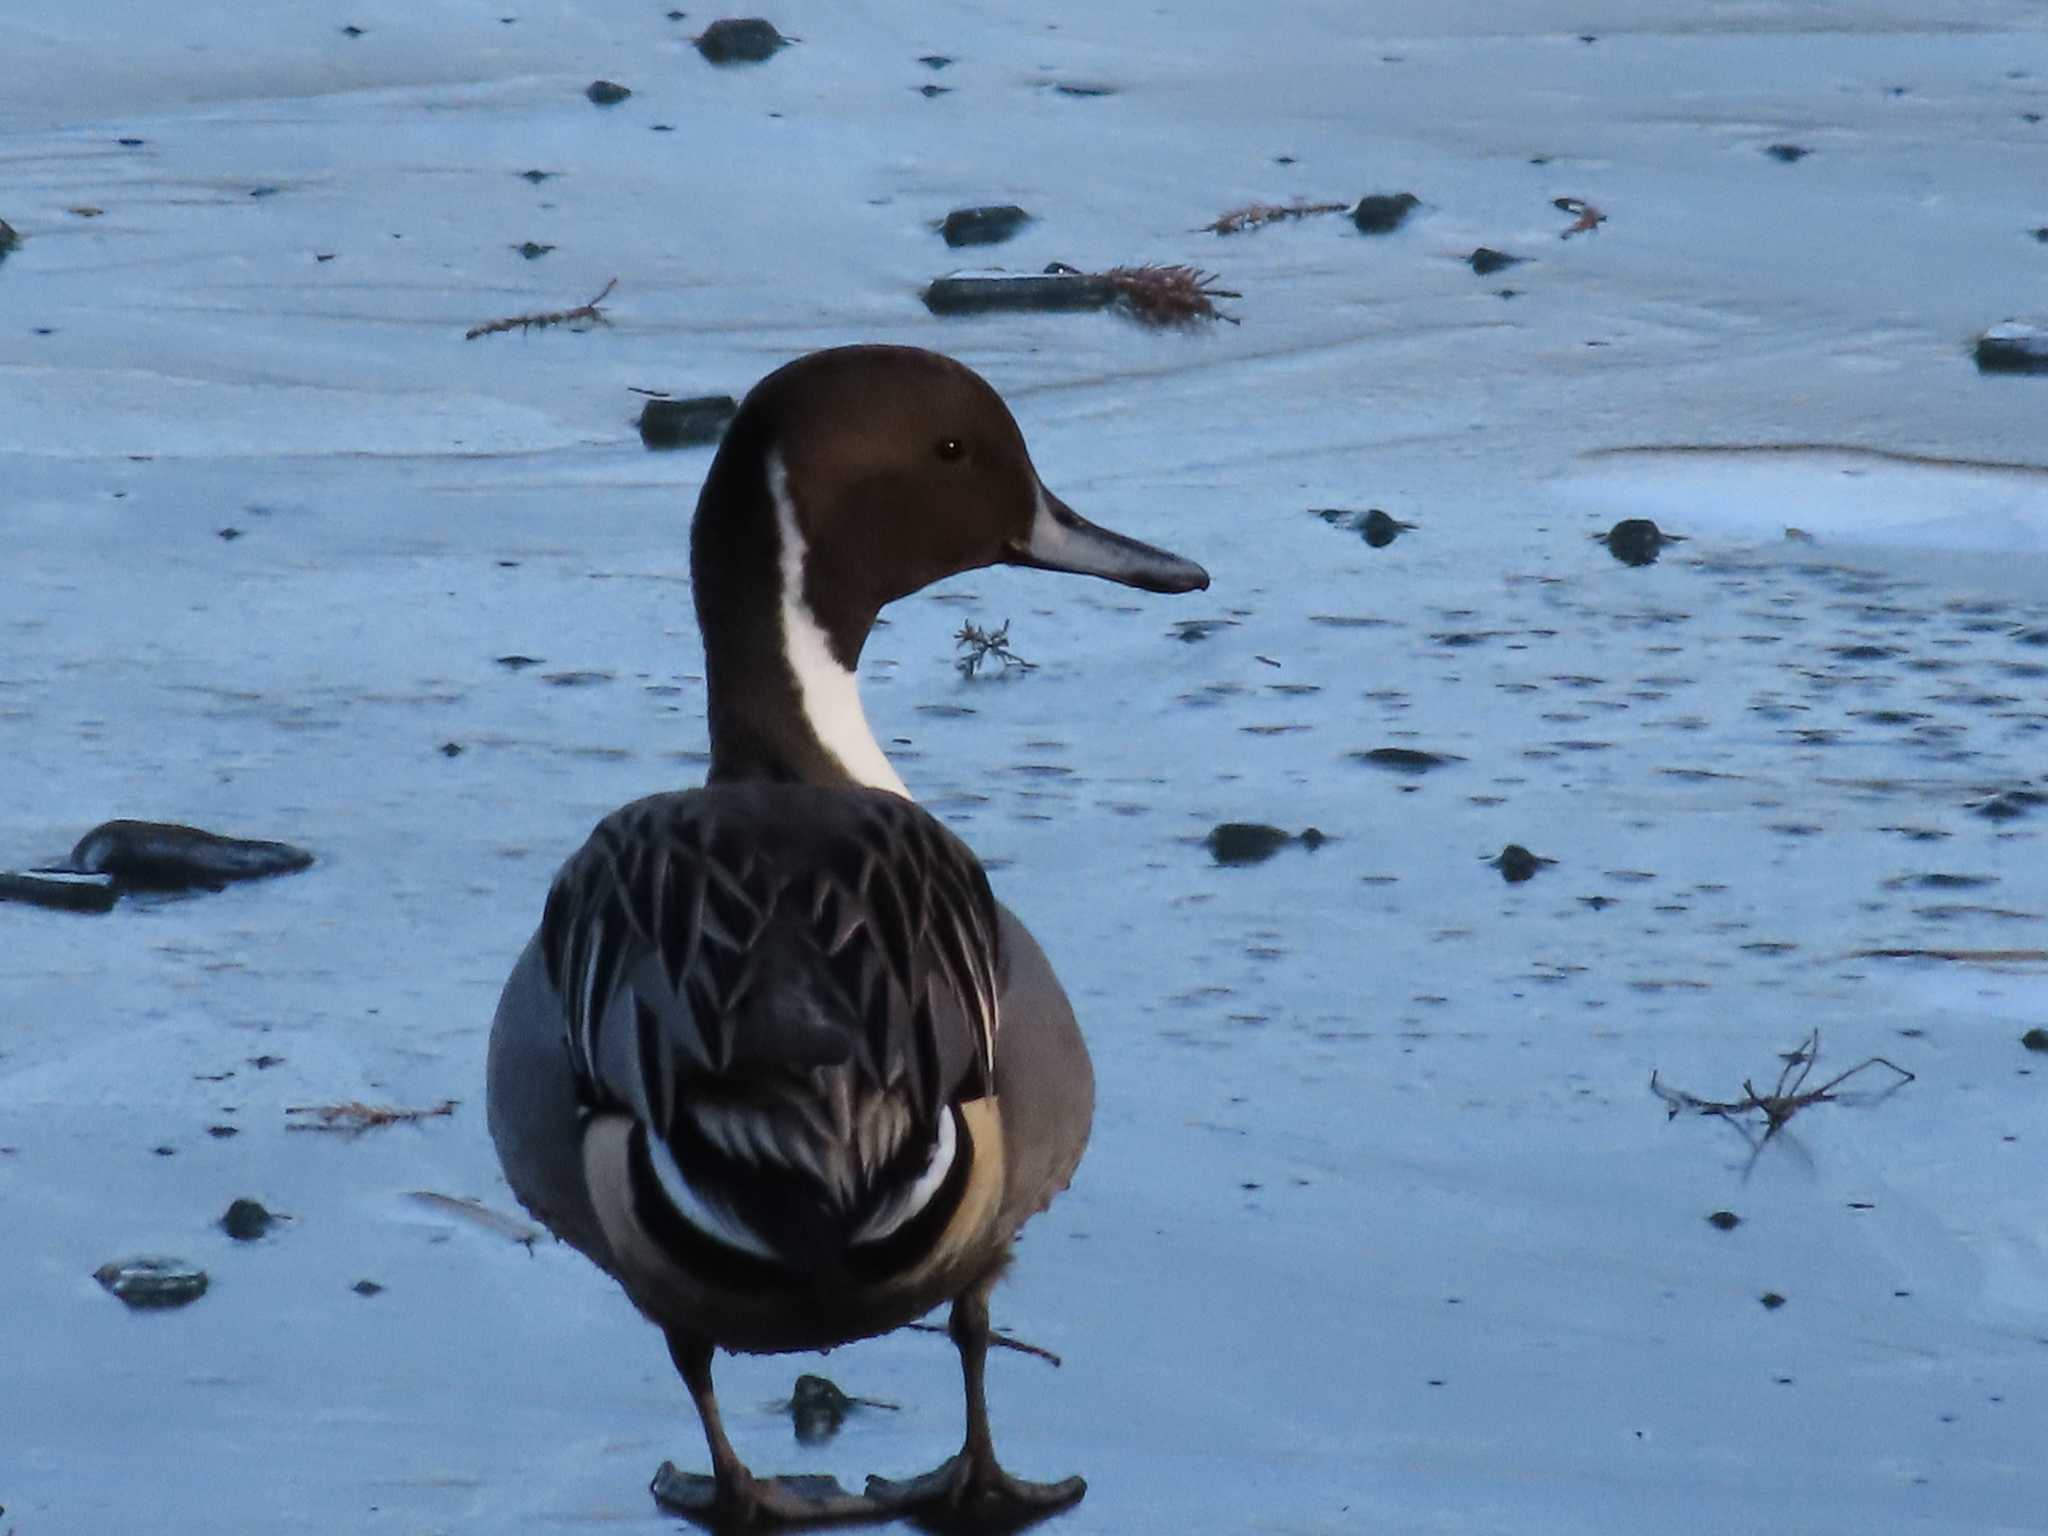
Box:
<box><xmin>767</xmin><ymin>451</ymin><xmax>912</xmax><ymax>799</ymax></box>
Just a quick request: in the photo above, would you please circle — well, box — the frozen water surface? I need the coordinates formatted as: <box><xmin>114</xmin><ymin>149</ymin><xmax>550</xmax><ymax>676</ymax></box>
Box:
<box><xmin>4</xmin><ymin>2</ymin><xmax>2046</xmax><ymax>1532</ymax></box>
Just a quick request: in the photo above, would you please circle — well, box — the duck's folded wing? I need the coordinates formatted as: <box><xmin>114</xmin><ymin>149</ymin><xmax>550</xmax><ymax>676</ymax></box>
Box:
<box><xmin>538</xmin><ymin>783</ymin><xmax>1002</xmax><ymax>1272</ymax></box>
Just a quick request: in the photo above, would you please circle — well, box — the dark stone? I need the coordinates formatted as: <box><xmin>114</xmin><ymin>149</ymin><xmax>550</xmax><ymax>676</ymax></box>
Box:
<box><xmin>1350</xmin><ymin>747</ymin><xmax>1459</xmax><ymax>774</ymax></box>
<box><xmin>341</xmin><ymin>24</ymin><xmax>364</xmax><ymax>37</ymax></box>
<box><xmin>519</xmin><ymin>169</ymin><xmax>553</xmax><ymax>184</ymax></box>
<box><xmin>1707</xmin><ymin>1210</ymin><xmax>1742</xmax><ymax>1231</ymax></box>
<box><xmin>1760</xmin><ymin>1291</ymin><xmax>1787</xmax><ymax>1309</ymax></box>
<box><xmin>1299</xmin><ymin>827</ymin><xmax>1327</xmax><ymax>850</ymax></box>
<box><xmin>1360</xmin><ymin>508</ymin><xmax>1415</xmax><ymax>547</ymax></box>
<box><xmin>919</xmin><ymin>85</ymin><xmax>950</xmax><ymax>98</ymax></box>
<box><xmin>1053</xmin><ymin>82</ymin><xmax>1116</xmax><ymax>98</ymax></box>
<box><xmin>67</xmin><ymin>820</ymin><xmax>314</xmax><ymax>893</ymax></box>
<box><xmin>637</xmin><ymin>394</ymin><xmax>738</xmax><ymax>448</ymax></box>
<box><xmin>790</xmin><ymin>1374</ymin><xmax>851</xmax><ymax>1444</ymax></box>
<box><xmin>217</xmin><ymin>526</ymin><xmax>242</xmax><ymax>541</ymax></box>
<box><xmin>220</xmin><ymin>1198</ymin><xmax>279</xmax><ymax>1241</ymax></box>
<box><xmin>586</xmin><ymin>80</ymin><xmax>632</xmax><ymax>106</ymax></box>
<box><xmin>2022</xmin><ymin>1028</ymin><xmax>2048</xmax><ymax>1052</ymax></box>
<box><xmin>439</xmin><ymin>741</ymin><xmax>464</xmax><ymax>758</ymax></box>
<box><xmin>95</xmin><ymin>1257</ymin><xmax>208</xmax><ymax>1310</ymax></box>
<box><xmin>248</xmin><ymin>185</ymin><xmax>281</xmax><ymax>199</ymax></box>
<box><xmin>1489</xmin><ymin>844</ymin><xmax>1553</xmax><ymax>883</ymax></box>
<box><xmin>1765</xmin><ymin>144</ymin><xmax>1810</xmax><ymax>162</ymax></box>
<box><xmin>0</xmin><ymin>218</ymin><xmax>18</xmax><ymax>261</ymax></box>
<box><xmin>919</xmin><ymin>54</ymin><xmax>952</xmax><ymax>69</ymax></box>
<box><xmin>1600</xmin><ymin>517</ymin><xmax>1683</xmax><ymax>566</ymax></box>
<box><xmin>118</xmin><ymin>137</ymin><xmax>145</xmax><ymax>147</ymax></box>
<box><xmin>922</xmin><ymin>272</ymin><xmax>1114</xmax><ymax>316</ymax></box>
<box><xmin>1974</xmin><ymin>322</ymin><xmax>2048</xmax><ymax>374</ymax></box>
<box><xmin>1468</xmin><ymin>247</ymin><xmax>1521</xmax><ymax>275</ymax></box>
<box><xmin>1206</xmin><ymin>823</ymin><xmax>1293</xmax><ymax>867</ymax></box>
<box><xmin>696</xmin><ymin>18</ymin><xmax>789</xmax><ymax>64</ymax></box>
<box><xmin>0</xmin><ymin>871</ymin><xmax>119</xmax><ymax>914</ymax></box>
<box><xmin>352</xmin><ymin>1279</ymin><xmax>384</xmax><ymax>1297</ymax></box>
<box><xmin>1351</xmin><ymin>192</ymin><xmax>1419</xmax><ymax>234</ymax></box>
<box><xmin>496</xmin><ymin>654</ymin><xmax>544</xmax><ymax>670</ymax></box>
<box><xmin>515</xmin><ymin>241</ymin><xmax>554</xmax><ymax>260</ymax></box>
<box><xmin>939</xmin><ymin>205</ymin><xmax>1032</xmax><ymax>248</ymax></box>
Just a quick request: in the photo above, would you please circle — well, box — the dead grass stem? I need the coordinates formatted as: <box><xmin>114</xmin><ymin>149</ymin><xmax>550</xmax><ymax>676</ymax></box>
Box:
<box><xmin>466</xmin><ymin>278</ymin><xmax>616</xmax><ymax>340</ymax></box>
<box><xmin>287</xmin><ymin>1098</ymin><xmax>458</xmax><ymax>1134</ymax></box>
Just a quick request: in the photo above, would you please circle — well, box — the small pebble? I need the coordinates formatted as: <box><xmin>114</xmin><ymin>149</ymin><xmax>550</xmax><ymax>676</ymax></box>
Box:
<box><xmin>0</xmin><ymin>870</ymin><xmax>119</xmax><ymax>914</ymax></box>
<box><xmin>1350</xmin><ymin>747</ymin><xmax>1458</xmax><ymax>774</ymax></box>
<box><xmin>220</xmin><ymin>1198</ymin><xmax>280</xmax><ymax>1241</ymax></box>
<box><xmin>1489</xmin><ymin>844</ymin><xmax>1554</xmax><ymax>883</ymax></box>
<box><xmin>1760</xmin><ymin>1292</ymin><xmax>1787</xmax><ymax>1310</ymax></box>
<box><xmin>2020</xmin><ymin>1028</ymin><xmax>2048</xmax><ymax>1052</ymax></box>
<box><xmin>638</xmin><ymin>394</ymin><xmax>739</xmax><ymax>449</ymax></box>
<box><xmin>791</xmin><ymin>1374</ymin><xmax>851</xmax><ymax>1444</ymax></box>
<box><xmin>67</xmin><ymin>820</ymin><xmax>314</xmax><ymax>892</ymax></box>
<box><xmin>1359</xmin><ymin>508</ymin><xmax>1414</xmax><ymax>547</ymax></box>
<box><xmin>1600</xmin><ymin>518</ymin><xmax>1684</xmax><ymax>567</ymax></box>
<box><xmin>1206</xmin><ymin>823</ymin><xmax>1293</xmax><ymax>867</ymax></box>
<box><xmin>1706</xmin><ymin>1210</ymin><xmax>1741</xmax><ymax>1231</ymax></box>
<box><xmin>696</xmin><ymin>18</ymin><xmax>789</xmax><ymax>64</ymax></box>
<box><xmin>1765</xmin><ymin>144</ymin><xmax>1810</xmax><ymax>162</ymax></box>
<box><xmin>515</xmin><ymin>241</ymin><xmax>554</xmax><ymax>260</ymax></box>
<box><xmin>939</xmin><ymin>205</ymin><xmax>1032</xmax><ymax>248</ymax></box>
<box><xmin>352</xmin><ymin>1279</ymin><xmax>385</xmax><ymax>1297</ymax></box>
<box><xmin>95</xmin><ymin>1257</ymin><xmax>209</xmax><ymax>1310</ymax></box>
<box><xmin>1351</xmin><ymin>192</ymin><xmax>1419</xmax><ymax>234</ymax></box>
<box><xmin>1974</xmin><ymin>320</ymin><xmax>2048</xmax><ymax>375</ymax></box>
<box><xmin>1468</xmin><ymin>247</ymin><xmax>1521</xmax><ymax>275</ymax></box>
<box><xmin>586</xmin><ymin>80</ymin><xmax>632</xmax><ymax>106</ymax></box>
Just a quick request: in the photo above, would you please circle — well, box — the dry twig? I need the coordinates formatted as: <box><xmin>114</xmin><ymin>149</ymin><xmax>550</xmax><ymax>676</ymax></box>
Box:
<box><xmin>465</xmin><ymin>278</ymin><xmax>617</xmax><ymax>340</ymax></box>
<box><xmin>1200</xmin><ymin>199</ymin><xmax>1348</xmax><ymax>235</ymax></box>
<box><xmin>955</xmin><ymin>620</ymin><xmax>1036</xmax><ymax>678</ymax></box>
<box><xmin>1099</xmin><ymin>264</ymin><xmax>1241</xmax><ymax>326</ymax></box>
<box><xmin>287</xmin><ymin>1098</ymin><xmax>458</xmax><ymax>1134</ymax></box>
<box><xmin>1651</xmin><ymin>1030</ymin><xmax>1913</xmax><ymax>1159</ymax></box>
<box><xmin>904</xmin><ymin>1319</ymin><xmax>1063</xmax><ymax>1367</ymax></box>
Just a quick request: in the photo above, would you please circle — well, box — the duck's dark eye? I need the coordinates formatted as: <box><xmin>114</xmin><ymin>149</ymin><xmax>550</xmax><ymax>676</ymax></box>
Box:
<box><xmin>935</xmin><ymin>438</ymin><xmax>965</xmax><ymax>463</ymax></box>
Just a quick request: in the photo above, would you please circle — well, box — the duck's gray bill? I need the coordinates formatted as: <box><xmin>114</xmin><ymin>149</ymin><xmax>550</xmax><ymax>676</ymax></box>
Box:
<box><xmin>1004</xmin><ymin>489</ymin><xmax>1210</xmax><ymax>594</ymax></box>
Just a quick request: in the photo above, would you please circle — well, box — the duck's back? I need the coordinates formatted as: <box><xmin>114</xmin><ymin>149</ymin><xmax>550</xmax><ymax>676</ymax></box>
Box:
<box><xmin>487</xmin><ymin>782</ymin><xmax>1093</xmax><ymax>1344</ymax></box>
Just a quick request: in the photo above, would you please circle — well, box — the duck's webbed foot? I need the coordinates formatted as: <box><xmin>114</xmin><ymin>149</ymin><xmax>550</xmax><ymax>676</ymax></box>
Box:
<box><xmin>655</xmin><ymin>1330</ymin><xmax>889</xmax><ymax>1531</ymax></box>
<box><xmin>863</xmin><ymin>1279</ymin><xmax>1085</xmax><ymax>1531</ymax></box>
<box><xmin>651</xmin><ymin>1463</ymin><xmax>884</xmax><ymax>1530</ymax></box>
<box><xmin>865</xmin><ymin>1451</ymin><xmax>1085</xmax><ymax>1531</ymax></box>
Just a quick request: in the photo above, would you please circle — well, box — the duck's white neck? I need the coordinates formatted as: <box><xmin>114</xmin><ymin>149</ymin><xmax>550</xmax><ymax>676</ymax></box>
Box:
<box><xmin>767</xmin><ymin>452</ymin><xmax>912</xmax><ymax>799</ymax></box>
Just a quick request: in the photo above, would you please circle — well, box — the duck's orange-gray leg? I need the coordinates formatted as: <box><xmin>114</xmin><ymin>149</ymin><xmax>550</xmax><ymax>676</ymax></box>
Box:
<box><xmin>650</xmin><ymin>1330</ymin><xmax>882</xmax><ymax>1531</ymax></box>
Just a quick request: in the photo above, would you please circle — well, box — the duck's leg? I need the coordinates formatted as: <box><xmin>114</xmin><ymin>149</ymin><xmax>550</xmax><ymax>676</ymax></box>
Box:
<box><xmin>865</xmin><ymin>1278</ymin><xmax>1086</xmax><ymax>1528</ymax></box>
<box><xmin>650</xmin><ymin>1330</ymin><xmax>881</xmax><ymax>1530</ymax></box>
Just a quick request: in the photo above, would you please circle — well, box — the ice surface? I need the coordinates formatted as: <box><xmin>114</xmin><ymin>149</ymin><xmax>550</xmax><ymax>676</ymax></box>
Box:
<box><xmin>4</xmin><ymin>2</ymin><xmax>2047</xmax><ymax>1533</ymax></box>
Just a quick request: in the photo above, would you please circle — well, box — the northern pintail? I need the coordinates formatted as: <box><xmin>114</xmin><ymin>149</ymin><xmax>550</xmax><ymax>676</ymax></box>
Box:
<box><xmin>487</xmin><ymin>345</ymin><xmax>1208</xmax><ymax>1528</ymax></box>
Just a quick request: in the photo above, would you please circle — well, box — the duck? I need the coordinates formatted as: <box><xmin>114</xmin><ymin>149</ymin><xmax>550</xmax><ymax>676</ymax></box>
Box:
<box><xmin>486</xmin><ymin>344</ymin><xmax>1209</xmax><ymax>1529</ymax></box>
